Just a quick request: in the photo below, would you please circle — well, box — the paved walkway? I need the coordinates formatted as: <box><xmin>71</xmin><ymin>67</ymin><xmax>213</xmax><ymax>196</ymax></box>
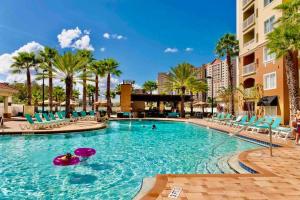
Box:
<box><xmin>0</xmin><ymin>120</ymin><xmax>106</xmax><ymax>134</ymax></box>
<box><xmin>141</xmin><ymin>119</ymin><xmax>300</xmax><ymax>200</ymax></box>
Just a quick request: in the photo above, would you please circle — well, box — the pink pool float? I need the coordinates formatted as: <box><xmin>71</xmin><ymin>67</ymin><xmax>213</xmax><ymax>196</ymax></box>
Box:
<box><xmin>53</xmin><ymin>155</ymin><xmax>80</xmax><ymax>166</ymax></box>
<box><xmin>74</xmin><ymin>148</ymin><xmax>96</xmax><ymax>158</ymax></box>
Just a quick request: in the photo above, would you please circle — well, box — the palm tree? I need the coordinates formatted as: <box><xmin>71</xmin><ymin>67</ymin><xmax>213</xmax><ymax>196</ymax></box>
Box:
<box><xmin>187</xmin><ymin>78</ymin><xmax>208</xmax><ymax>116</ymax></box>
<box><xmin>267</xmin><ymin>0</ymin><xmax>300</xmax><ymax>120</ymax></box>
<box><xmin>143</xmin><ymin>80</ymin><xmax>158</xmax><ymax>94</ymax></box>
<box><xmin>215</xmin><ymin>33</ymin><xmax>239</xmax><ymax>115</ymax></box>
<box><xmin>87</xmin><ymin>84</ymin><xmax>96</xmax><ymax>109</ymax></box>
<box><xmin>77</xmin><ymin>50</ymin><xmax>93</xmax><ymax>111</ymax></box>
<box><xmin>52</xmin><ymin>52</ymin><xmax>88</xmax><ymax>118</ymax></box>
<box><xmin>11</xmin><ymin>52</ymin><xmax>38</xmax><ymax>105</ymax></box>
<box><xmin>165</xmin><ymin>63</ymin><xmax>197</xmax><ymax>118</ymax></box>
<box><xmin>101</xmin><ymin>58</ymin><xmax>122</xmax><ymax>117</ymax></box>
<box><xmin>90</xmin><ymin>60</ymin><xmax>105</xmax><ymax>111</ymax></box>
<box><xmin>37</xmin><ymin>47</ymin><xmax>58</xmax><ymax>112</ymax></box>
<box><xmin>53</xmin><ymin>86</ymin><xmax>65</xmax><ymax>111</ymax></box>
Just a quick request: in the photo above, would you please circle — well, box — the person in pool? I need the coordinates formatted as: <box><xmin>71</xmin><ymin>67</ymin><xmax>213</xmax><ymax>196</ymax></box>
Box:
<box><xmin>59</xmin><ymin>153</ymin><xmax>77</xmax><ymax>161</ymax></box>
<box><xmin>152</xmin><ymin>124</ymin><xmax>157</xmax><ymax>129</ymax></box>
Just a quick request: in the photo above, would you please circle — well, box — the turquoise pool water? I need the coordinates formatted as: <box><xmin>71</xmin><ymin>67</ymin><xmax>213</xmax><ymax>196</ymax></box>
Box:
<box><xmin>0</xmin><ymin>120</ymin><xmax>260</xmax><ymax>199</ymax></box>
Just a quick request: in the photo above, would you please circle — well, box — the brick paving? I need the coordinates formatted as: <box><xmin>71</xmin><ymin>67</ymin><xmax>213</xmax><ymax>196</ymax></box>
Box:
<box><xmin>141</xmin><ymin>119</ymin><xmax>300</xmax><ymax>200</ymax></box>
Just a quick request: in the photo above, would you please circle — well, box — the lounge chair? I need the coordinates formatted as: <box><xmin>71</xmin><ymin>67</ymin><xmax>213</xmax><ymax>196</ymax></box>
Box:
<box><xmin>43</xmin><ymin>113</ymin><xmax>64</xmax><ymax>126</ymax></box>
<box><xmin>238</xmin><ymin>116</ymin><xmax>257</xmax><ymax>128</ymax></box>
<box><xmin>123</xmin><ymin>112</ymin><xmax>132</xmax><ymax>118</ymax></box>
<box><xmin>34</xmin><ymin>113</ymin><xmax>57</xmax><ymax>128</ymax></box>
<box><xmin>167</xmin><ymin>112</ymin><xmax>179</xmax><ymax>118</ymax></box>
<box><xmin>225</xmin><ymin>115</ymin><xmax>243</xmax><ymax>126</ymax></box>
<box><xmin>81</xmin><ymin>111</ymin><xmax>96</xmax><ymax>120</ymax></box>
<box><xmin>57</xmin><ymin>111</ymin><xmax>74</xmax><ymax>122</ymax></box>
<box><xmin>251</xmin><ymin>117</ymin><xmax>282</xmax><ymax>133</ymax></box>
<box><xmin>49</xmin><ymin>113</ymin><xmax>70</xmax><ymax>124</ymax></box>
<box><xmin>212</xmin><ymin>113</ymin><xmax>225</xmax><ymax>122</ymax></box>
<box><xmin>72</xmin><ymin>111</ymin><xmax>82</xmax><ymax>120</ymax></box>
<box><xmin>20</xmin><ymin>114</ymin><xmax>48</xmax><ymax>130</ymax></box>
<box><xmin>274</xmin><ymin>127</ymin><xmax>292</xmax><ymax>140</ymax></box>
<box><xmin>232</xmin><ymin>116</ymin><xmax>248</xmax><ymax>127</ymax></box>
<box><xmin>219</xmin><ymin>114</ymin><xmax>232</xmax><ymax>124</ymax></box>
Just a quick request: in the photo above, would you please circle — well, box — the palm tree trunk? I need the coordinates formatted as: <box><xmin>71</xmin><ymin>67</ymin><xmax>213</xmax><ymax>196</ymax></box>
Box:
<box><xmin>26</xmin><ymin>67</ymin><xmax>32</xmax><ymax>106</ymax></box>
<box><xmin>181</xmin><ymin>86</ymin><xmax>186</xmax><ymax>118</ymax></box>
<box><xmin>226</xmin><ymin>50</ymin><xmax>234</xmax><ymax>115</ymax></box>
<box><xmin>49</xmin><ymin>66</ymin><xmax>53</xmax><ymax>112</ymax></box>
<box><xmin>95</xmin><ymin>74</ymin><xmax>99</xmax><ymax>111</ymax></box>
<box><xmin>190</xmin><ymin>91</ymin><xmax>194</xmax><ymax>117</ymax></box>
<box><xmin>82</xmin><ymin>66</ymin><xmax>87</xmax><ymax>111</ymax></box>
<box><xmin>107</xmin><ymin>73</ymin><xmax>111</xmax><ymax>117</ymax></box>
<box><xmin>286</xmin><ymin>51</ymin><xmax>300</xmax><ymax>120</ymax></box>
<box><xmin>65</xmin><ymin>76</ymin><xmax>72</xmax><ymax>118</ymax></box>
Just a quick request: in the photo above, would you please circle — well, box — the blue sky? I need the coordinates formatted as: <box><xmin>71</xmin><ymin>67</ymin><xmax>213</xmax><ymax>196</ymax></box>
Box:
<box><xmin>0</xmin><ymin>0</ymin><xmax>236</xmax><ymax>87</ymax></box>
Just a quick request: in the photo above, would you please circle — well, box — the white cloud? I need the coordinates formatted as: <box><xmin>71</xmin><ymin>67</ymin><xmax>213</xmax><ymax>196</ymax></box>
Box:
<box><xmin>0</xmin><ymin>41</ymin><xmax>44</xmax><ymax>82</ymax></box>
<box><xmin>100</xmin><ymin>47</ymin><xmax>106</xmax><ymax>52</ymax></box>
<box><xmin>185</xmin><ymin>47</ymin><xmax>193</xmax><ymax>52</ymax></box>
<box><xmin>103</xmin><ymin>32</ymin><xmax>126</xmax><ymax>40</ymax></box>
<box><xmin>57</xmin><ymin>27</ymin><xmax>94</xmax><ymax>50</ymax></box>
<box><xmin>164</xmin><ymin>48</ymin><xmax>178</xmax><ymax>53</ymax></box>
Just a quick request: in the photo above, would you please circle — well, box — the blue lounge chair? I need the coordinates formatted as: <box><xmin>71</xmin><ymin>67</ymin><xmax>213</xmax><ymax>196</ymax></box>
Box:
<box><xmin>34</xmin><ymin>113</ymin><xmax>56</xmax><ymax>128</ymax></box>
<box><xmin>225</xmin><ymin>115</ymin><xmax>243</xmax><ymax>126</ymax></box>
<box><xmin>253</xmin><ymin>117</ymin><xmax>282</xmax><ymax>133</ymax></box>
<box><xmin>167</xmin><ymin>112</ymin><xmax>179</xmax><ymax>118</ymax></box>
<box><xmin>20</xmin><ymin>114</ymin><xmax>48</xmax><ymax>130</ymax></box>
<box><xmin>49</xmin><ymin>113</ymin><xmax>69</xmax><ymax>124</ymax></box>
<box><xmin>238</xmin><ymin>116</ymin><xmax>257</xmax><ymax>128</ymax></box>
<box><xmin>233</xmin><ymin>116</ymin><xmax>248</xmax><ymax>127</ymax></box>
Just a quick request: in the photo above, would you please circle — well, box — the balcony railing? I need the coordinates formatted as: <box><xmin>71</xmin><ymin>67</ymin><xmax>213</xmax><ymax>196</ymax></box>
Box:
<box><xmin>244</xmin><ymin>87</ymin><xmax>256</xmax><ymax>99</ymax></box>
<box><xmin>243</xmin><ymin>0</ymin><xmax>254</xmax><ymax>8</ymax></box>
<box><xmin>243</xmin><ymin>62</ymin><xmax>256</xmax><ymax>76</ymax></box>
<box><xmin>243</xmin><ymin>14</ymin><xmax>255</xmax><ymax>30</ymax></box>
<box><xmin>243</xmin><ymin>38</ymin><xmax>255</xmax><ymax>47</ymax></box>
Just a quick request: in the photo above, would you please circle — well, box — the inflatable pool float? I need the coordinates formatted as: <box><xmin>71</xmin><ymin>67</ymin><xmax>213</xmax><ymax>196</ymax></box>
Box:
<box><xmin>53</xmin><ymin>155</ymin><xmax>80</xmax><ymax>166</ymax></box>
<box><xmin>74</xmin><ymin>148</ymin><xmax>96</xmax><ymax>157</ymax></box>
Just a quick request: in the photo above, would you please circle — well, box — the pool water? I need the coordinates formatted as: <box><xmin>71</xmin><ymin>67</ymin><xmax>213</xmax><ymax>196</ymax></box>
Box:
<box><xmin>0</xmin><ymin>120</ymin><xmax>260</xmax><ymax>199</ymax></box>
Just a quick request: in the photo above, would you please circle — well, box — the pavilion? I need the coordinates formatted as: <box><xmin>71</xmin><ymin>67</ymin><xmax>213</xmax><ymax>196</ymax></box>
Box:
<box><xmin>0</xmin><ymin>83</ymin><xmax>18</xmax><ymax>118</ymax></box>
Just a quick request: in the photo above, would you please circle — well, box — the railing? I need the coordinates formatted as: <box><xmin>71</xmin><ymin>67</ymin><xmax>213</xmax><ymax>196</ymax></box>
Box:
<box><xmin>243</xmin><ymin>38</ymin><xmax>255</xmax><ymax>47</ymax></box>
<box><xmin>243</xmin><ymin>14</ymin><xmax>255</xmax><ymax>30</ymax></box>
<box><xmin>244</xmin><ymin>87</ymin><xmax>256</xmax><ymax>99</ymax></box>
<box><xmin>243</xmin><ymin>62</ymin><xmax>256</xmax><ymax>75</ymax></box>
<box><xmin>243</xmin><ymin>0</ymin><xmax>254</xmax><ymax>8</ymax></box>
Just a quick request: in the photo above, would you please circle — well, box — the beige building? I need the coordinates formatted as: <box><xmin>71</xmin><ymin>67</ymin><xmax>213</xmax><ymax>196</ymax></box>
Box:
<box><xmin>157</xmin><ymin>72</ymin><xmax>170</xmax><ymax>94</ymax></box>
<box><xmin>236</xmin><ymin>0</ymin><xmax>294</xmax><ymax>124</ymax></box>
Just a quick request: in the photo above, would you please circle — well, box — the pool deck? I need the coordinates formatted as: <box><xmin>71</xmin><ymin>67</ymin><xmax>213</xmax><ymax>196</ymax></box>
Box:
<box><xmin>139</xmin><ymin>118</ymin><xmax>300</xmax><ymax>200</ymax></box>
<box><xmin>0</xmin><ymin>120</ymin><xmax>106</xmax><ymax>134</ymax></box>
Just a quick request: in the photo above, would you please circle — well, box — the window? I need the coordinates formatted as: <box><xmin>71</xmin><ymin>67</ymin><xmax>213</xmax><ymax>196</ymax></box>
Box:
<box><xmin>264</xmin><ymin>16</ymin><xmax>275</xmax><ymax>34</ymax></box>
<box><xmin>263</xmin><ymin>72</ymin><xmax>276</xmax><ymax>90</ymax></box>
<box><xmin>265</xmin><ymin>106</ymin><xmax>277</xmax><ymax>116</ymax></box>
<box><xmin>264</xmin><ymin>0</ymin><xmax>274</xmax><ymax>7</ymax></box>
<box><xmin>263</xmin><ymin>48</ymin><xmax>276</xmax><ymax>63</ymax></box>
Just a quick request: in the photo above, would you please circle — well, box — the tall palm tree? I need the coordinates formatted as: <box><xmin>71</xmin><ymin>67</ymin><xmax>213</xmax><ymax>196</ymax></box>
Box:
<box><xmin>267</xmin><ymin>0</ymin><xmax>300</xmax><ymax>120</ymax></box>
<box><xmin>77</xmin><ymin>50</ymin><xmax>93</xmax><ymax>111</ymax></box>
<box><xmin>87</xmin><ymin>84</ymin><xmax>96</xmax><ymax>109</ymax></box>
<box><xmin>142</xmin><ymin>80</ymin><xmax>158</xmax><ymax>94</ymax></box>
<box><xmin>11</xmin><ymin>52</ymin><xmax>38</xmax><ymax>105</ymax></box>
<box><xmin>53</xmin><ymin>86</ymin><xmax>65</xmax><ymax>111</ymax></box>
<box><xmin>215</xmin><ymin>33</ymin><xmax>239</xmax><ymax>115</ymax></box>
<box><xmin>52</xmin><ymin>52</ymin><xmax>88</xmax><ymax>118</ymax></box>
<box><xmin>37</xmin><ymin>47</ymin><xmax>58</xmax><ymax>112</ymax></box>
<box><xmin>165</xmin><ymin>63</ymin><xmax>197</xmax><ymax>118</ymax></box>
<box><xmin>101</xmin><ymin>58</ymin><xmax>122</xmax><ymax>117</ymax></box>
<box><xmin>187</xmin><ymin>78</ymin><xmax>208</xmax><ymax>116</ymax></box>
<box><xmin>90</xmin><ymin>60</ymin><xmax>105</xmax><ymax>111</ymax></box>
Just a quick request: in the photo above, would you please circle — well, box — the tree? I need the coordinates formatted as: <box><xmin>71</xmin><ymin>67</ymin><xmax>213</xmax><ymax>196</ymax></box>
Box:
<box><xmin>53</xmin><ymin>86</ymin><xmax>65</xmax><ymax>111</ymax></box>
<box><xmin>87</xmin><ymin>84</ymin><xmax>96</xmax><ymax>108</ymax></box>
<box><xmin>90</xmin><ymin>60</ymin><xmax>105</xmax><ymax>110</ymax></box>
<box><xmin>52</xmin><ymin>52</ymin><xmax>88</xmax><ymax>118</ymax></box>
<box><xmin>101</xmin><ymin>58</ymin><xmax>122</xmax><ymax>117</ymax></box>
<box><xmin>142</xmin><ymin>80</ymin><xmax>158</xmax><ymax>94</ymax></box>
<box><xmin>187</xmin><ymin>78</ymin><xmax>208</xmax><ymax>116</ymax></box>
<box><xmin>165</xmin><ymin>63</ymin><xmax>197</xmax><ymax>118</ymax></box>
<box><xmin>77</xmin><ymin>50</ymin><xmax>93</xmax><ymax>111</ymax></box>
<box><xmin>267</xmin><ymin>0</ymin><xmax>300</xmax><ymax>120</ymax></box>
<box><xmin>11</xmin><ymin>52</ymin><xmax>38</xmax><ymax>105</ymax></box>
<box><xmin>37</xmin><ymin>47</ymin><xmax>58</xmax><ymax>112</ymax></box>
<box><xmin>215</xmin><ymin>33</ymin><xmax>239</xmax><ymax>115</ymax></box>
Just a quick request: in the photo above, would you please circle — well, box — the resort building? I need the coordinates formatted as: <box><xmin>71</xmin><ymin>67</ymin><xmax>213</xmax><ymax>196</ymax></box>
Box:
<box><xmin>236</xmin><ymin>0</ymin><xmax>296</xmax><ymax>124</ymax></box>
<box><xmin>157</xmin><ymin>72</ymin><xmax>170</xmax><ymax>94</ymax></box>
<box><xmin>206</xmin><ymin>59</ymin><xmax>236</xmax><ymax>101</ymax></box>
<box><xmin>193</xmin><ymin>64</ymin><xmax>208</xmax><ymax>102</ymax></box>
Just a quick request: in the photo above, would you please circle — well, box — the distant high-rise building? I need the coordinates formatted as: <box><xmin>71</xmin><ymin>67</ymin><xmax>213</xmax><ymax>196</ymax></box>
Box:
<box><xmin>157</xmin><ymin>72</ymin><xmax>170</xmax><ymax>94</ymax></box>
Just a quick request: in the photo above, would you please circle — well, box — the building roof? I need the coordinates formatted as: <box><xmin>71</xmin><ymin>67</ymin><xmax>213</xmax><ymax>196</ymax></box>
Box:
<box><xmin>131</xmin><ymin>94</ymin><xmax>192</xmax><ymax>102</ymax></box>
<box><xmin>0</xmin><ymin>83</ymin><xmax>18</xmax><ymax>94</ymax></box>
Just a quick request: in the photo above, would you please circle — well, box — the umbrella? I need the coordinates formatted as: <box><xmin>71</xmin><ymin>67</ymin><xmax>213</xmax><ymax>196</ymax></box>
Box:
<box><xmin>38</xmin><ymin>100</ymin><xmax>59</xmax><ymax>106</ymax></box>
<box><xmin>61</xmin><ymin>100</ymin><xmax>79</xmax><ymax>106</ymax></box>
<box><xmin>94</xmin><ymin>100</ymin><xmax>113</xmax><ymax>107</ymax></box>
<box><xmin>193</xmin><ymin>101</ymin><xmax>209</xmax><ymax>107</ymax></box>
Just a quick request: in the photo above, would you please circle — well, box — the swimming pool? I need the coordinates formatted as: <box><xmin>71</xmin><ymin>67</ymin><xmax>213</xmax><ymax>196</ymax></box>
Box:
<box><xmin>0</xmin><ymin>120</ymin><xmax>260</xmax><ymax>199</ymax></box>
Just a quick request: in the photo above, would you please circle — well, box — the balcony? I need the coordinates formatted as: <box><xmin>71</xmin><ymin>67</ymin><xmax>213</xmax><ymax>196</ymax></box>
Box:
<box><xmin>243</xmin><ymin>0</ymin><xmax>254</xmax><ymax>8</ymax></box>
<box><xmin>243</xmin><ymin>14</ymin><xmax>255</xmax><ymax>30</ymax></box>
<box><xmin>243</xmin><ymin>38</ymin><xmax>255</xmax><ymax>47</ymax></box>
<box><xmin>243</xmin><ymin>63</ymin><xmax>256</xmax><ymax>76</ymax></box>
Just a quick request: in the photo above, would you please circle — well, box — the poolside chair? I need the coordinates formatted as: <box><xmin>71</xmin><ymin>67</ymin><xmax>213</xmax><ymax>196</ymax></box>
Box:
<box><xmin>238</xmin><ymin>116</ymin><xmax>257</xmax><ymax>128</ymax></box>
<box><xmin>57</xmin><ymin>111</ymin><xmax>74</xmax><ymax>122</ymax></box>
<box><xmin>225</xmin><ymin>115</ymin><xmax>243</xmax><ymax>126</ymax></box>
<box><xmin>20</xmin><ymin>114</ymin><xmax>48</xmax><ymax>130</ymax></box>
<box><xmin>72</xmin><ymin>111</ymin><xmax>82</xmax><ymax>120</ymax></box>
<box><xmin>34</xmin><ymin>113</ymin><xmax>57</xmax><ymax>128</ymax></box>
<box><xmin>81</xmin><ymin>111</ymin><xmax>96</xmax><ymax>120</ymax></box>
<box><xmin>251</xmin><ymin>117</ymin><xmax>282</xmax><ymax>133</ymax></box>
<box><xmin>208</xmin><ymin>113</ymin><xmax>221</xmax><ymax>122</ymax></box>
<box><xmin>212</xmin><ymin>113</ymin><xmax>225</xmax><ymax>122</ymax></box>
<box><xmin>274</xmin><ymin>127</ymin><xmax>292</xmax><ymax>140</ymax></box>
<box><xmin>232</xmin><ymin>116</ymin><xmax>248</xmax><ymax>127</ymax></box>
<box><xmin>167</xmin><ymin>112</ymin><xmax>179</xmax><ymax>118</ymax></box>
<box><xmin>49</xmin><ymin>113</ymin><xmax>70</xmax><ymax>125</ymax></box>
<box><xmin>43</xmin><ymin>113</ymin><xmax>63</xmax><ymax>126</ymax></box>
<box><xmin>219</xmin><ymin>114</ymin><xmax>233</xmax><ymax>124</ymax></box>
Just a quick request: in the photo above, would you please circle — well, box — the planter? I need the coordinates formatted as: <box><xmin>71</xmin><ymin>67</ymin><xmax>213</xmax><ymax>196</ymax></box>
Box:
<box><xmin>23</xmin><ymin>105</ymin><xmax>35</xmax><ymax>116</ymax></box>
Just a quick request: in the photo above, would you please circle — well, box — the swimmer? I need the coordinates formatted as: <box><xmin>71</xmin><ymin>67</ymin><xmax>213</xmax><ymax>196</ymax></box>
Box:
<box><xmin>152</xmin><ymin>125</ymin><xmax>157</xmax><ymax>129</ymax></box>
<box><xmin>59</xmin><ymin>153</ymin><xmax>76</xmax><ymax>161</ymax></box>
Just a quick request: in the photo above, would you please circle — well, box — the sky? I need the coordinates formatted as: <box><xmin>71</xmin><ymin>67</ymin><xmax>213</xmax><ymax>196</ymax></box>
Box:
<box><xmin>0</xmin><ymin>0</ymin><xmax>236</xmax><ymax>91</ymax></box>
